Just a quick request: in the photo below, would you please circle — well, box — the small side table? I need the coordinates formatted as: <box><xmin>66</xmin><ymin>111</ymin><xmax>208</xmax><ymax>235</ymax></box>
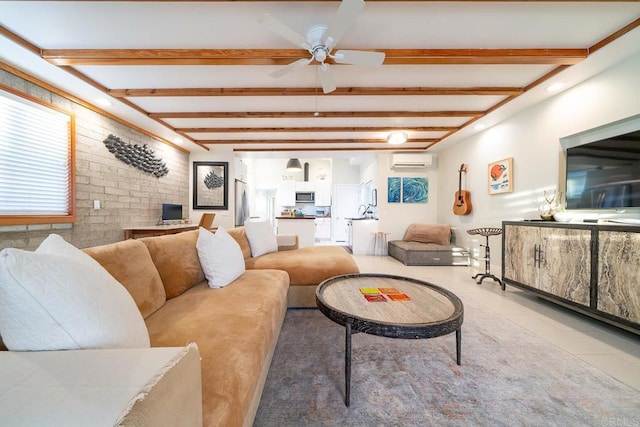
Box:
<box><xmin>467</xmin><ymin>227</ymin><xmax>505</xmax><ymax>290</ymax></box>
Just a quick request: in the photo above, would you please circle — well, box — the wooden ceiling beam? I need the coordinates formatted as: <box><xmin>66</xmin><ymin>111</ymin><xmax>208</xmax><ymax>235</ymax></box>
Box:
<box><xmin>198</xmin><ymin>138</ymin><xmax>439</xmax><ymax>144</ymax></box>
<box><xmin>149</xmin><ymin>111</ymin><xmax>484</xmax><ymax>119</ymax></box>
<box><xmin>42</xmin><ymin>48</ymin><xmax>587</xmax><ymax>66</ymax></box>
<box><xmin>49</xmin><ymin>0</ymin><xmax>640</xmax><ymax>2</ymax></box>
<box><xmin>179</xmin><ymin>126</ymin><xmax>457</xmax><ymax>133</ymax></box>
<box><xmin>235</xmin><ymin>146</ymin><xmax>433</xmax><ymax>153</ymax></box>
<box><xmin>110</xmin><ymin>87</ymin><xmax>521</xmax><ymax>97</ymax></box>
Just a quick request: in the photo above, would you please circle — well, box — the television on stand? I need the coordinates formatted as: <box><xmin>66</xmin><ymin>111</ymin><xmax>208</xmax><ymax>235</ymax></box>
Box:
<box><xmin>161</xmin><ymin>203</ymin><xmax>183</xmax><ymax>223</ymax></box>
<box><xmin>561</xmin><ymin>115</ymin><xmax>640</xmax><ymax>212</ymax></box>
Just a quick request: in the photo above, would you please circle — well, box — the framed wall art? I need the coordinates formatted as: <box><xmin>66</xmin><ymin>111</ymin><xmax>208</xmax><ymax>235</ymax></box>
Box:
<box><xmin>193</xmin><ymin>161</ymin><xmax>229</xmax><ymax>209</ymax></box>
<box><xmin>488</xmin><ymin>157</ymin><xmax>513</xmax><ymax>195</ymax></box>
<box><xmin>388</xmin><ymin>177</ymin><xmax>401</xmax><ymax>203</ymax></box>
<box><xmin>402</xmin><ymin>177</ymin><xmax>428</xmax><ymax>203</ymax></box>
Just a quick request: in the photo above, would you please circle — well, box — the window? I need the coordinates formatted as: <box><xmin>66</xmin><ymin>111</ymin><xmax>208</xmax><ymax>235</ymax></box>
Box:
<box><xmin>0</xmin><ymin>85</ymin><xmax>75</xmax><ymax>225</ymax></box>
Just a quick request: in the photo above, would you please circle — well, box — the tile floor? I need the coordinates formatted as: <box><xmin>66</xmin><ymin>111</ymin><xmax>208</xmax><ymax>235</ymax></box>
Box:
<box><xmin>352</xmin><ymin>254</ymin><xmax>640</xmax><ymax>392</ymax></box>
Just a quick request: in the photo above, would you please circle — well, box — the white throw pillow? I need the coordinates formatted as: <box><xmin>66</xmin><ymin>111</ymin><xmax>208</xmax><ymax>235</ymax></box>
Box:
<box><xmin>244</xmin><ymin>220</ymin><xmax>278</xmax><ymax>257</ymax></box>
<box><xmin>196</xmin><ymin>226</ymin><xmax>246</xmax><ymax>289</ymax></box>
<box><xmin>0</xmin><ymin>234</ymin><xmax>150</xmax><ymax>351</ymax></box>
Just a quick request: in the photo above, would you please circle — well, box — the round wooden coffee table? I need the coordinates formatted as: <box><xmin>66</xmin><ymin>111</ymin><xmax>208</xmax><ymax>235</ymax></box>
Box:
<box><xmin>316</xmin><ymin>273</ymin><xmax>464</xmax><ymax>406</ymax></box>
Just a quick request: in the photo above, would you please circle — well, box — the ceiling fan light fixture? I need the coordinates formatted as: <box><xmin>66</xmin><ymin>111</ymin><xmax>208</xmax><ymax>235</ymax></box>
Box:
<box><xmin>286</xmin><ymin>158</ymin><xmax>303</xmax><ymax>171</ymax></box>
<box><xmin>387</xmin><ymin>132</ymin><xmax>408</xmax><ymax>145</ymax></box>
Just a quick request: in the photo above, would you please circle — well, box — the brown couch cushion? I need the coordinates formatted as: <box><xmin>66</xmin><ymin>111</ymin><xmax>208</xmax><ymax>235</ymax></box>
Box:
<box><xmin>226</xmin><ymin>226</ymin><xmax>252</xmax><ymax>260</ymax></box>
<box><xmin>141</xmin><ymin>231</ymin><xmax>205</xmax><ymax>299</ymax></box>
<box><xmin>246</xmin><ymin>246</ymin><xmax>359</xmax><ymax>286</ymax></box>
<box><xmin>403</xmin><ymin>223</ymin><xmax>452</xmax><ymax>246</ymax></box>
<box><xmin>84</xmin><ymin>239</ymin><xmax>166</xmax><ymax>319</ymax></box>
<box><xmin>145</xmin><ymin>270</ymin><xmax>288</xmax><ymax>426</ymax></box>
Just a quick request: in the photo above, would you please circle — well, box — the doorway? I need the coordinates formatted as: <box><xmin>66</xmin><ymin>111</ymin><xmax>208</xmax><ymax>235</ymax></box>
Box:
<box><xmin>333</xmin><ymin>184</ymin><xmax>361</xmax><ymax>242</ymax></box>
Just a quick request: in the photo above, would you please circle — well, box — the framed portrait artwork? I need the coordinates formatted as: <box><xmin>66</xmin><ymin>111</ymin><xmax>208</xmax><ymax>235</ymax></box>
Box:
<box><xmin>488</xmin><ymin>157</ymin><xmax>513</xmax><ymax>195</ymax></box>
<box><xmin>193</xmin><ymin>161</ymin><xmax>229</xmax><ymax>209</ymax></box>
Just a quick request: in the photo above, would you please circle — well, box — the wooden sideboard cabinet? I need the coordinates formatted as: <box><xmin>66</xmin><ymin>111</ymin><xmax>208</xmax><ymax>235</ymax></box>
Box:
<box><xmin>502</xmin><ymin>221</ymin><xmax>640</xmax><ymax>335</ymax></box>
<box><xmin>597</xmin><ymin>230</ymin><xmax>640</xmax><ymax>325</ymax></box>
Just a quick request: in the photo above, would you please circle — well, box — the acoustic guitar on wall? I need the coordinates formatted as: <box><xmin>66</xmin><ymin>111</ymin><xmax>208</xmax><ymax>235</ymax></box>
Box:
<box><xmin>453</xmin><ymin>164</ymin><xmax>472</xmax><ymax>215</ymax></box>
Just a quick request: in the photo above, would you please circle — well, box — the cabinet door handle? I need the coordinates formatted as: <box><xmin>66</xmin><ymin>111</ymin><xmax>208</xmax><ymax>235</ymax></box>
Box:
<box><xmin>533</xmin><ymin>244</ymin><xmax>539</xmax><ymax>268</ymax></box>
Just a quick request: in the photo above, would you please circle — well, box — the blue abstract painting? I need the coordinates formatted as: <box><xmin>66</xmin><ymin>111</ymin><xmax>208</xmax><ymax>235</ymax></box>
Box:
<box><xmin>402</xmin><ymin>177</ymin><xmax>428</xmax><ymax>203</ymax></box>
<box><xmin>387</xmin><ymin>177</ymin><xmax>401</xmax><ymax>203</ymax></box>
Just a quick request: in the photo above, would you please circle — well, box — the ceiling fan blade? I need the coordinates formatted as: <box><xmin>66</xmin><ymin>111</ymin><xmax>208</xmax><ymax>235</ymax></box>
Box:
<box><xmin>258</xmin><ymin>14</ymin><xmax>311</xmax><ymax>50</ymax></box>
<box><xmin>324</xmin><ymin>0</ymin><xmax>365</xmax><ymax>50</ymax></box>
<box><xmin>319</xmin><ymin>64</ymin><xmax>337</xmax><ymax>94</ymax></box>
<box><xmin>270</xmin><ymin>57</ymin><xmax>313</xmax><ymax>79</ymax></box>
<box><xmin>333</xmin><ymin>50</ymin><xmax>385</xmax><ymax>66</ymax></box>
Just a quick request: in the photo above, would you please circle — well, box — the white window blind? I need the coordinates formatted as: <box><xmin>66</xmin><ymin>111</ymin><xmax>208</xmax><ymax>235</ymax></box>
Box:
<box><xmin>0</xmin><ymin>87</ymin><xmax>74</xmax><ymax>221</ymax></box>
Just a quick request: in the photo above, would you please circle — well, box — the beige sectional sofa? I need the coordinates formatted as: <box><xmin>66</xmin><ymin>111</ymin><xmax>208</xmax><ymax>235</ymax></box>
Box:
<box><xmin>84</xmin><ymin>230</ymin><xmax>289</xmax><ymax>426</ymax></box>
<box><xmin>1</xmin><ymin>226</ymin><xmax>358</xmax><ymax>425</ymax></box>
<box><xmin>227</xmin><ymin>226</ymin><xmax>360</xmax><ymax>307</ymax></box>
<box><xmin>89</xmin><ymin>227</ymin><xmax>358</xmax><ymax>424</ymax></box>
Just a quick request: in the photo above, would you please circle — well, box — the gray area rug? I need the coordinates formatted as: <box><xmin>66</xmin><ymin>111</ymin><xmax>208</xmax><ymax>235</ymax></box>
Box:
<box><xmin>255</xmin><ymin>307</ymin><xmax>640</xmax><ymax>426</ymax></box>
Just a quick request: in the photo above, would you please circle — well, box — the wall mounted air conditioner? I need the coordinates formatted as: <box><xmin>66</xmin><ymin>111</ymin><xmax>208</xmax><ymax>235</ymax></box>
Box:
<box><xmin>390</xmin><ymin>152</ymin><xmax>433</xmax><ymax>169</ymax></box>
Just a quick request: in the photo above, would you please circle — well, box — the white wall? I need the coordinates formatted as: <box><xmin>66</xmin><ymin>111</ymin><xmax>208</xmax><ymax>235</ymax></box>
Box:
<box><xmin>436</xmin><ymin>51</ymin><xmax>640</xmax><ymax>268</ymax></box>
<box><xmin>332</xmin><ymin>158</ymin><xmax>360</xmax><ymax>185</ymax></box>
<box><xmin>375</xmin><ymin>153</ymin><xmax>440</xmax><ymax>241</ymax></box>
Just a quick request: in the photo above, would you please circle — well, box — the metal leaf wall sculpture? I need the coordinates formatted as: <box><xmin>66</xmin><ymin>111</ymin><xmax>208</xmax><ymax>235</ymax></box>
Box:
<box><xmin>204</xmin><ymin>170</ymin><xmax>224</xmax><ymax>189</ymax></box>
<box><xmin>103</xmin><ymin>134</ymin><xmax>169</xmax><ymax>178</ymax></box>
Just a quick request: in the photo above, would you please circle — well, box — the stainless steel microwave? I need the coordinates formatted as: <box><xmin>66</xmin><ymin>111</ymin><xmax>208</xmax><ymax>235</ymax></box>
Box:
<box><xmin>295</xmin><ymin>191</ymin><xmax>315</xmax><ymax>203</ymax></box>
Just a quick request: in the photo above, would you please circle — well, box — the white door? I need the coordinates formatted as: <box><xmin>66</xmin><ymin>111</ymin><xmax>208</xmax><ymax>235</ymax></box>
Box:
<box><xmin>333</xmin><ymin>184</ymin><xmax>361</xmax><ymax>242</ymax></box>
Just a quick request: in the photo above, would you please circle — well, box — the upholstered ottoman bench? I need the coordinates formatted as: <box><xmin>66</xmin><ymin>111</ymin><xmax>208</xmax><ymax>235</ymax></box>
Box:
<box><xmin>388</xmin><ymin>240</ymin><xmax>470</xmax><ymax>266</ymax></box>
<box><xmin>388</xmin><ymin>223</ymin><xmax>470</xmax><ymax>266</ymax></box>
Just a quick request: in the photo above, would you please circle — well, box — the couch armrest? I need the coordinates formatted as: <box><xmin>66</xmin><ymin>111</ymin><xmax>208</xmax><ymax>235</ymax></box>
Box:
<box><xmin>277</xmin><ymin>234</ymin><xmax>299</xmax><ymax>251</ymax></box>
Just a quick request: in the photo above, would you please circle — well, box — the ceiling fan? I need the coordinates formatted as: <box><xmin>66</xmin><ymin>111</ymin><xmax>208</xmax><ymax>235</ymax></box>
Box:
<box><xmin>258</xmin><ymin>0</ymin><xmax>385</xmax><ymax>94</ymax></box>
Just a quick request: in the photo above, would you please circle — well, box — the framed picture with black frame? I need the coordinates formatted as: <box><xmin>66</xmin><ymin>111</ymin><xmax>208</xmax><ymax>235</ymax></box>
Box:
<box><xmin>193</xmin><ymin>161</ymin><xmax>229</xmax><ymax>210</ymax></box>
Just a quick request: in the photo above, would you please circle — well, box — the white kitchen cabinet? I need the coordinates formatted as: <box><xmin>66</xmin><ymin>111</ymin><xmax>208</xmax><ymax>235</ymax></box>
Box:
<box><xmin>314</xmin><ymin>217</ymin><xmax>331</xmax><ymax>240</ymax></box>
<box><xmin>314</xmin><ymin>180</ymin><xmax>331</xmax><ymax>206</ymax></box>
<box><xmin>295</xmin><ymin>181</ymin><xmax>316</xmax><ymax>192</ymax></box>
<box><xmin>351</xmin><ymin>219</ymin><xmax>378</xmax><ymax>255</ymax></box>
<box><xmin>277</xmin><ymin>181</ymin><xmax>295</xmax><ymax>207</ymax></box>
<box><xmin>277</xmin><ymin>218</ymin><xmax>315</xmax><ymax>248</ymax></box>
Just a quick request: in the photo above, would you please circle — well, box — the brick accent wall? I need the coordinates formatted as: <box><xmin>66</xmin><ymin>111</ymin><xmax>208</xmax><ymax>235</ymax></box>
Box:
<box><xmin>0</xmin><ymin>70</ymin><xmax>190</xmax><ymax>250</ymax></box>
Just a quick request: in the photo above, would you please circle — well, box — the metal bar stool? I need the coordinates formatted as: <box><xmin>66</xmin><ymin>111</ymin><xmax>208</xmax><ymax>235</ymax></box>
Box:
<box><xmin>466</xmin><ymin>227</ymin><xmax>505</xmax><ymax>290</ymax></box>
<box><xmin>373</xmin><ymin>231</ymin><xmax>390</xmax><ymax>256</ymax></box>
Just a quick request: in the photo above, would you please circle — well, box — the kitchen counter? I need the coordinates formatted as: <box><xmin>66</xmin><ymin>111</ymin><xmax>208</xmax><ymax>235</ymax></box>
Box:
<box><xmin>276</xmin><ymin>217</ymin><xmax>315</xmax><ymax>247</ymax></box>
<box><xmin>349</xmin><ymin>218</ymin><xmax>379</xmax><ymax>255</ymax></box>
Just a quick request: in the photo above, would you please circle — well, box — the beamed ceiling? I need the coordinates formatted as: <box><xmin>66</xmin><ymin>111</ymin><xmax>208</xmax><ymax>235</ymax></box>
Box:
<box><xmin>1</xmin><ymin>1</ymin><xmax>640</xmax><ymax>156</ymax></box>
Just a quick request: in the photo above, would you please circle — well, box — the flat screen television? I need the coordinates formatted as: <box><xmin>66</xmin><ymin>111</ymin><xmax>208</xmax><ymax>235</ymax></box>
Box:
<box><xmin>161</xmin><ymin>203</ymin><xmax>183</xmax><ymax>221</ymax></box>
<box><xmin>564</xmin><ymin>129</ymin><xmax>640</xmax><ymax>209</ymax></box>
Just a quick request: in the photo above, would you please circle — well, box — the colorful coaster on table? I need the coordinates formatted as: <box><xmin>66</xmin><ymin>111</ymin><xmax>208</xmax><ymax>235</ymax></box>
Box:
<box><xmin>364</xmin><ymin>294</ymin><xmax>387</xmax><ymax>302</ymax></box>
<box><xmin>387</xmin><ymin>293</ymin><xmax>411</xmax><ymax>301</ymax></box>
<box><xmin>360</xmin><ymin>287</ymin><xmax>410</xmax><ymax>302</ymax></box>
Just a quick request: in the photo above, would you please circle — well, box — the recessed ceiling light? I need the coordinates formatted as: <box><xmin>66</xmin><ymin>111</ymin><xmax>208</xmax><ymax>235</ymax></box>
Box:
<box><xmin>474</xmin><ymin>124</ymin><xmax>486</xmax><ymax>131</ymax></box>
<box><xmin>547</xmin><ymin>82</ymin><xmax>565</xmax><ymax>92</ymax></box>
<box><xmin>387</xmin><ymin>132</ymin><xmax>408</xmax><ymax>145</ymax></box>
<box><xmin>96</xmin><ymin>98</ymin><xmax>112</xmax><ymax>107</ymax></box>
<box><xmin>173</xmin><ymin>137</ymin><xmax>183</xmax><ymax>145</ymax></box>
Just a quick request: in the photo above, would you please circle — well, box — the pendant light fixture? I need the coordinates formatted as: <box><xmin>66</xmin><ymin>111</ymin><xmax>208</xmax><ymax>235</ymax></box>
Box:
<box><xmin>286</xmin><ymin>158</ymin><xmax>303</xmax><ymax>171</ymax></box>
